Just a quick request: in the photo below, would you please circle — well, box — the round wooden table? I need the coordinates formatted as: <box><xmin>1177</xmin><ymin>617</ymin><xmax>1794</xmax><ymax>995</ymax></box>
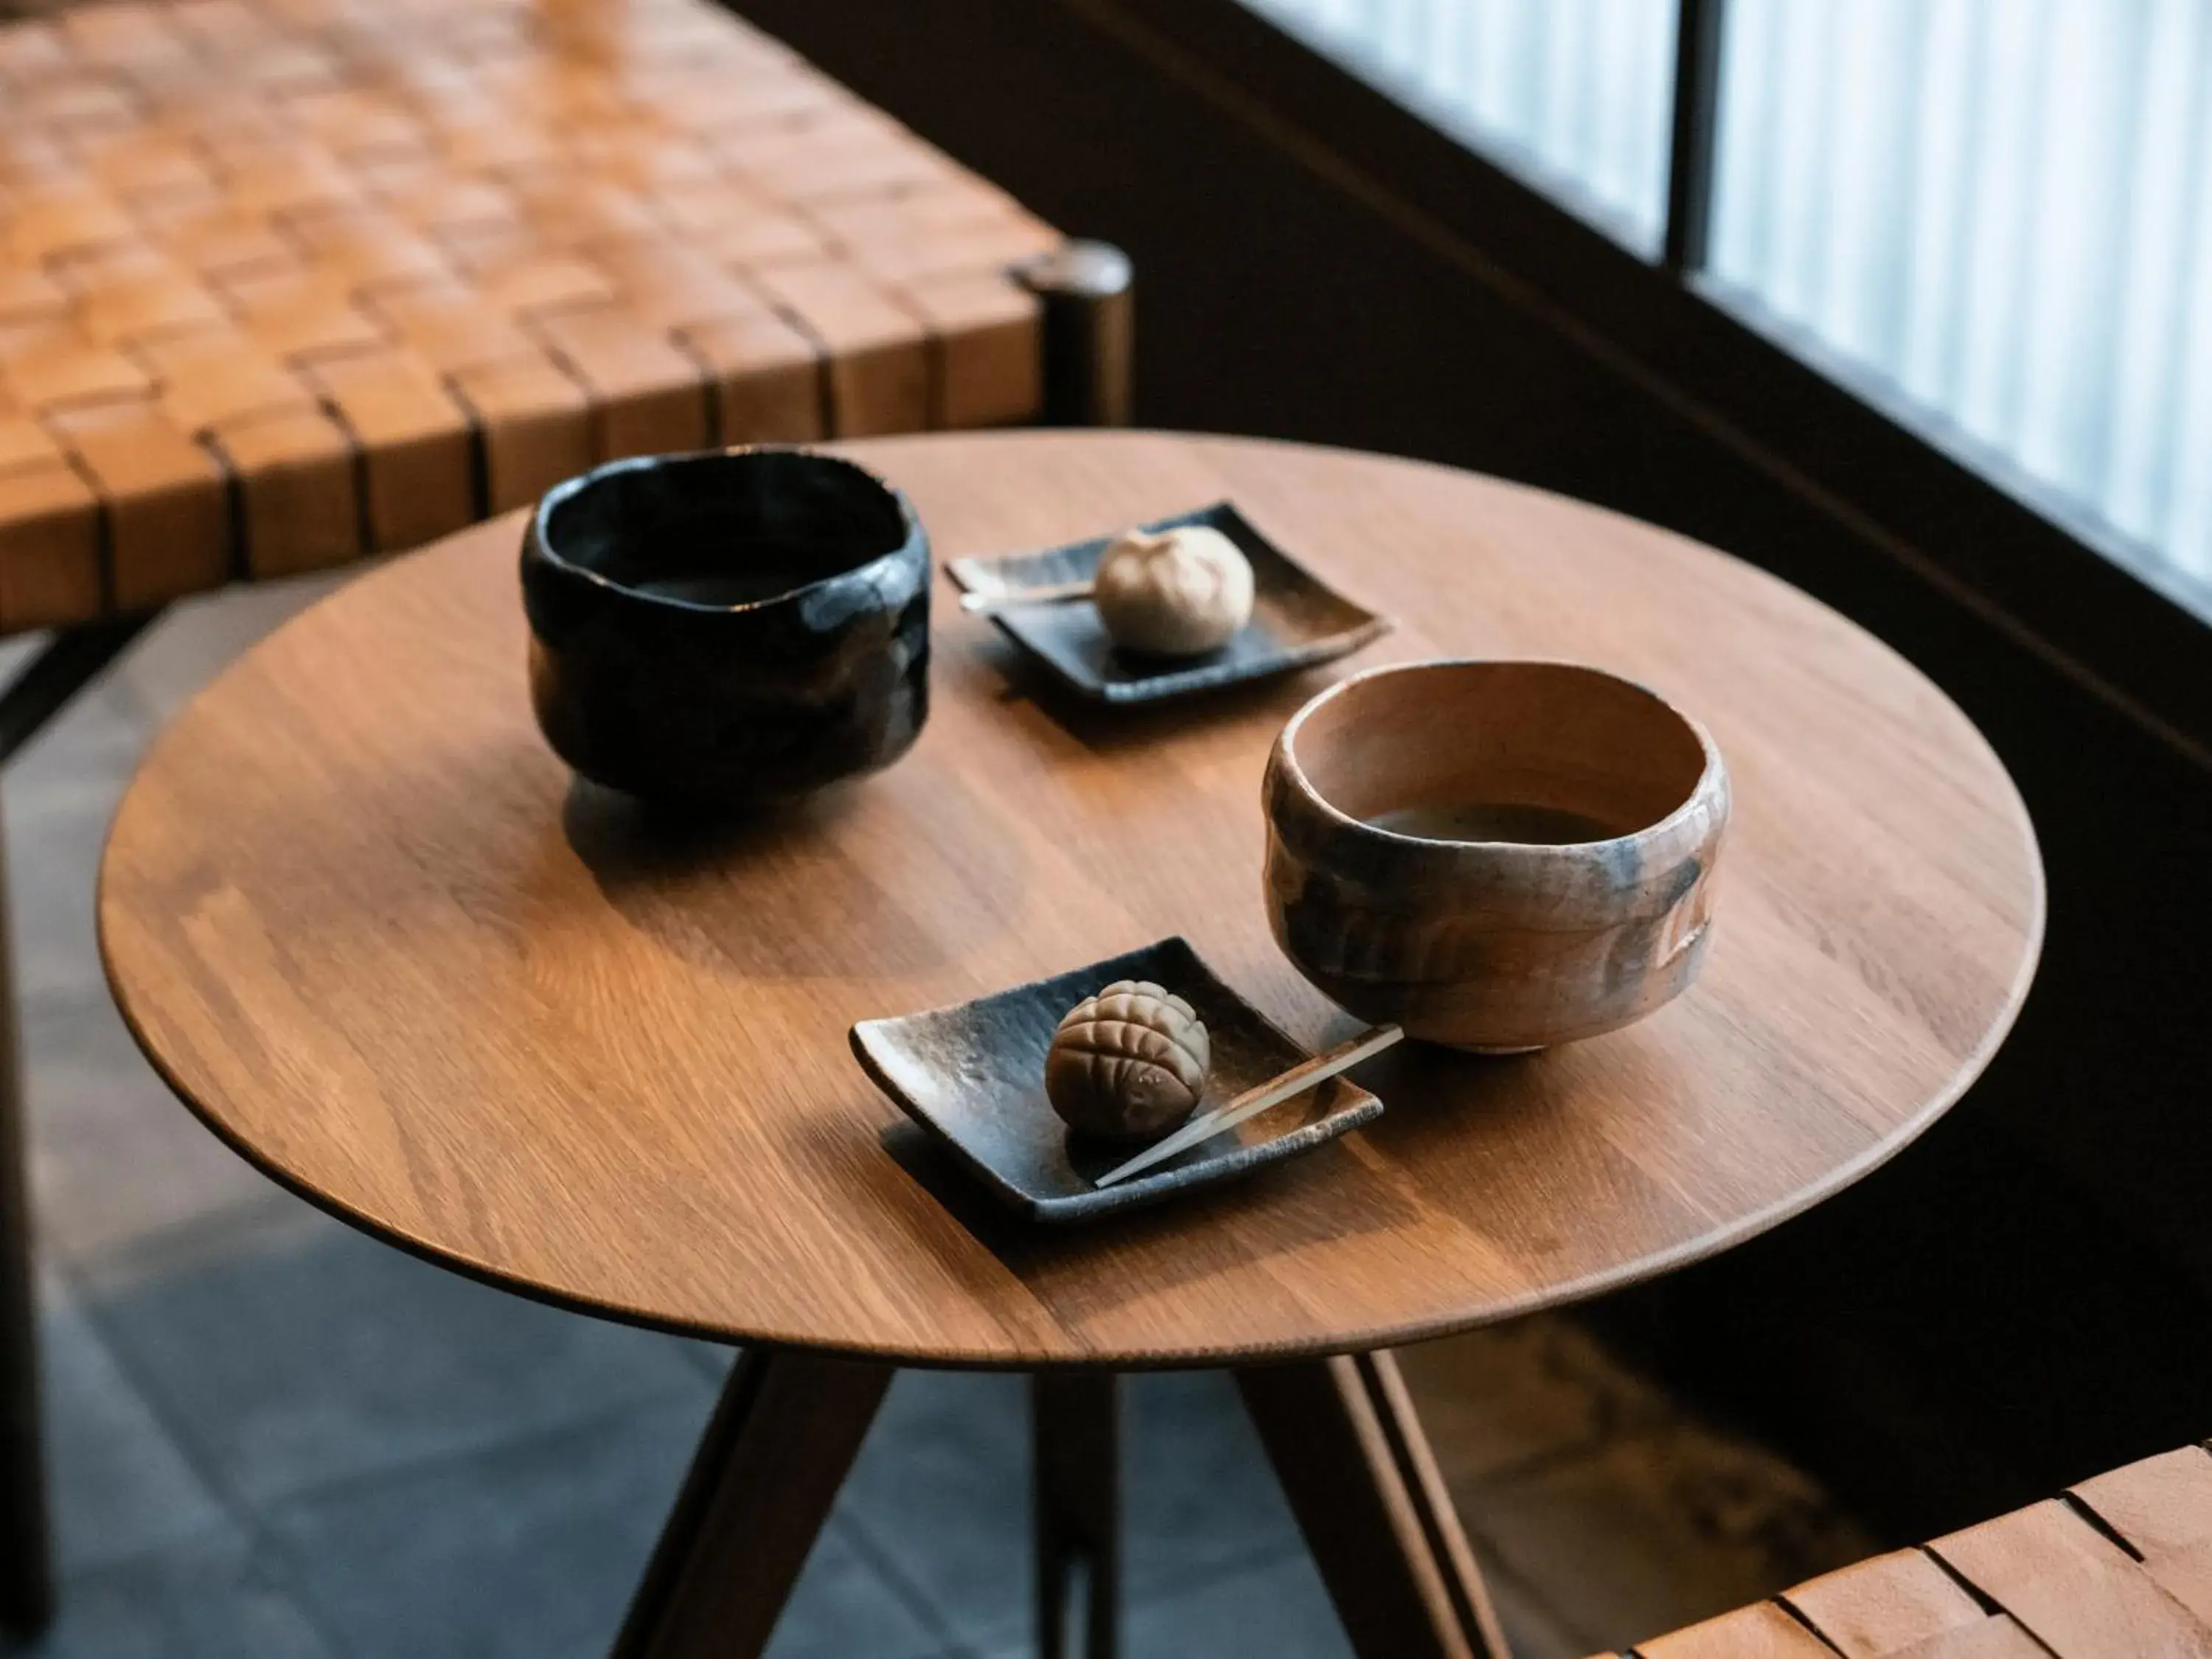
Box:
<box><xmin>100</xmin><ymin>431</ymin><xmax>2043</xmax><ymax>1659</ymax></box>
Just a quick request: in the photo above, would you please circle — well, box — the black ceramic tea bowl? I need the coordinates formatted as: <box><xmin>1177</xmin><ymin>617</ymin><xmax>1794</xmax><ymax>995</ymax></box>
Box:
<box><xmin>523</xmin><ymin>448</ymin><xmax>931</xmax><ymax>810</ymax></box>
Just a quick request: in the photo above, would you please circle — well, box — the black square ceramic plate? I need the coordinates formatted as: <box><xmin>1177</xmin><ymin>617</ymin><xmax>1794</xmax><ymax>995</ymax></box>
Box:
<box><xmin>850</xmin><ymin>937</ymin><xmax>1384</xmax><ymax>1222</ymax></box>
<box><xmin>947</xmin><ymin>501</ymin><xmax>1390</xmax><ymax>704</ymax></box>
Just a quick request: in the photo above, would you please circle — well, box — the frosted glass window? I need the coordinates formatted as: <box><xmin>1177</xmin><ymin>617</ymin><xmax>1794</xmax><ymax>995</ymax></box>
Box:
<box><xmin>1235</xmin><ymin>0</ymin><xmax>1681</xmax><ymax>254</ymax></box>
<box><xmin>1236</xmin><ymin>0</ymin><xmax>2212</xmax><ymax>602</ymax></box>
<box><xmin>1709</xmin><ymin>0</ymin><xmax>2212</xmax><ymax>597</ymax></box>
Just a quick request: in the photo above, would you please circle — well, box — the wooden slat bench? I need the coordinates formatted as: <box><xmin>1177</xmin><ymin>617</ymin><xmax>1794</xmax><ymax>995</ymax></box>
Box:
<box><xmin>0</xmin><ymin>0</ymin><xmax>1079</xmax><ymax>631</ymax></box>
<box><xmin>1613</xmin><ymin>1443</ymin><xmax>2212</xmax><ymax>1658</ymax></box>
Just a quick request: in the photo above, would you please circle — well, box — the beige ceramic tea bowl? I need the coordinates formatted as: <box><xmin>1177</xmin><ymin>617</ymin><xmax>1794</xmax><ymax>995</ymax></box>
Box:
<box><xmin>1262</xmin><ymin>659</ymin><xmax>1730</xmax><ymax>1051</ymax></box>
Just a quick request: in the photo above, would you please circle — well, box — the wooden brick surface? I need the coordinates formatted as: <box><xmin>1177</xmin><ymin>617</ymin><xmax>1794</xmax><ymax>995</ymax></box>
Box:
<box><xmin>516</xmin><ymin>180</ymin><xmax>666</xmax><ymax>249</ymax></box>
<box><xmin>0</xmin><ymin>19</ymin><xmax>69</xmax><ymax>82</ymax></box>
<box><xmin>280</xmin><ymin>203</ymin><xmax>452</xmax><ymax>291</ymax></box>
<box><xmin>87</xmin><ymin>133</ymin><xmax>216</xmax><ymax>206</ymax></box>
<box><xmin>1631</xmin><ymin>1444</ymin><xmax>2212</xmax><ymax>1659</ymax></box>
<box><xmin>704</xmin><ymin>208</ymin><xmax>832</xmax><ymax>274</ymax></box>
<box><xmin>307</xmin><ymin>348</ymin><xmax>475</xmax><ymax>548</ymax></box>
<box><xmin>0</xmin><ymin>267</ymin><xmax>71</xmax><ymax>327</ymax></box>
<box><xmin>220</xmin><ymin>268</ymin><xmax>388</xmax><ymax>362</ymax></box>
<box><xmin>596</xmin><ymin>243</ymin><xmax>764</xmax><ymax>335</ymax></box>
<box><xmin>1932</xmin><ymin>1499</ymin><xmax>2212</xmax><ymax>1657</ymax></box>
<box><xmin>529</xmin><ymin>303</ymin><xmax>709</xmax><ymax>459</ymax></box>
<box><xmin>45</xmin><ymin>238</ymin><xmax>172</xmax><ymax>295</ymax></box>
<box><xmin>223</xmin><ymin>147</ymin><xmax>361</xmax><ymax>218</ymax></box>
<box><xmin>61</xmin><ymin>3</ymin><xmax>192</xmax><ymax>68</ymax></box>
<box><xmin>1781</xmin><ymin>1548</ymin><xmax>1987</xmax><ymax>1656</ymax></box>
<box><xmin>210</xmin><ymin>405</ymin><xmax>361</xmax><ymax>576</ymax></box>
<box><xmin>76</xmin><ymin>265</ymin><xmax>229</xmax><ymax>344</ymax></box>
<box><xmin>904</xmin><ymin>268</ymin><xmax>1043</xmax><ymax>429</ymax></box>
<box><xmin>140</xmin><ymin>201</ymin><xmax>296</xmax><ymax>279</ymax></box>
<box><xmin>147</xmin><ymin>332</ymin><xmax>317</xmax><ymax>432</ymax></box>
<box><xmin>448</xmin><ymin>352</ymin><xmax>591</xmax><ymax>514</ymax></box>
<box><xmin>677</xmin><ymin>309</ymin><xmax>823</xmax><ymax>447</ymax></box>
<box><xmin>2073</xmin><ymin>1446</ymin><xmax>2212</xmax><ymax>1627</ymax></box>
<box><xmin>50</xmin><ymin>398</ymin><xmax>232</xmax><ymax>608</ymax></box>
<box><xmin>389</xmin><ymin>175</ymin><xmax>518</xmax><ymax>238</ymax></box>
<box><xmin>820</xmin><ymin>187</ymin><xmax>1062</xmax><ymax>284</ymax></box>
<box><xmin>0</xmin><ymin>0</ymin><xmax>1062</xmax><ymax>632</ymax></box>
<box><xmin>0</xmin><ymin>463</ymin><xmax>102</xmax><ymax>630</ymax></box>
<box><xmin>754</xmin><ymin>260</ymin><xmax>929</xmax><ymax>437</ymax></box>
<box><xmin>364</xmin><ymin>282</ymin><xmax>537</xmax><ymax>374</ymax></box>
<box><xmin>0</xmin><ymin>415</ymin><xmax>66</xmax><ymax>476</ymax></box>
<box><xmin>477</xmin><ymin>252</ymin><xmax>619</xmax><ymax>319</ymax></box>
<box><xmin>1635</xmin><ymin>1601</ymin><xmax>1833</xmax><ymax>1659</ymax></box>
<box><xmin>724</xmin><ymin>108</ymin><xmax>958</xmax><ymax>204</ymax></box>
<box><xmin>2</xmin><ymin>328</ymin><xmax>153</xmax><ymax>409</ymax></box>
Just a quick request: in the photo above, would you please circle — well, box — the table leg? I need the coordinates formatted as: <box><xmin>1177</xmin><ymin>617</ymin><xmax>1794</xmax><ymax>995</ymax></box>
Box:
<box><xmin>1034</xmin><ymin>1372</ymin><xmax>1119</xmax><ymax>1659</ymax></box>
<box><xmin>1236</xmin><ymin>1352</ymin><xmax>1512</xmax><ymax>1659</ymax></box>
<box><xmin>610</xmin><ymin>1348</ymin><xmax>894</xmax><ymax>1659</ymax></box>
<box><xmin>0</xmin><ymin>808</ymin><xmax>51</xmax><ymax>1638</ymax></box>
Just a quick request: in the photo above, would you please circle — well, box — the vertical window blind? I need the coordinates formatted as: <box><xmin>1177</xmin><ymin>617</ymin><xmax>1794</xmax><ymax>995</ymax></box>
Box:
<box><xmin>1235</xmin><ymin>0</ymin><xmax>1679</xmax><ymax>254</ymax></box>
<box><xmin>1234</xmin><ymin>0</ymin><xmax>2212</xmax><ymax>602</ymax></box>
<box><xmin>1711</xmin><ymin>0</ymin><xmax>2212</xmax><ymax>594</ymax></box>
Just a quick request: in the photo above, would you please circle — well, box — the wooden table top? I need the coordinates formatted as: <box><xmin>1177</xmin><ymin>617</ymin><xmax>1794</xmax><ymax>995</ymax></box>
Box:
<box><xmin>0</xmin><ymin>0</ymin><xmax>1056</xmax><ymax>635</ymax></box>
<box><xmin>98</xmin><ymin>431</ymin><xmax>2045</xmax><ymax>1369</ymax></box>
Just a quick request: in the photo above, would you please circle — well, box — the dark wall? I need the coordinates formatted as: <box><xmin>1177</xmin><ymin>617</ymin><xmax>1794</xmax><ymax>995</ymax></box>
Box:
<box><xmin>740</xmin><ymin>0</ymin><xmax>2212</xmax><ymax>1536</ymax></box>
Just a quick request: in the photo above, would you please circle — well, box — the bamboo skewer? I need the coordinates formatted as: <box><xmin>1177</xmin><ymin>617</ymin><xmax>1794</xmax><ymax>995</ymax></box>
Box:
<box><xmin>959</xmin><ymin>580</ymin><xmax>1096</xmax><ymax>615</ymax></box>
<box><xmin>1091</xmin><ymin>1023</ymin><xmax>1405</xmax><ymax>1189</ymax></box>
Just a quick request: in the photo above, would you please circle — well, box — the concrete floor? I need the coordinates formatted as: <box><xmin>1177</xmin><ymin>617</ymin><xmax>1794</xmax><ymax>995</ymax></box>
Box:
<box><xmin>4</xmin><ymin>571</ymin><xmax>1874</xmax><ymax>1658</ymax></box>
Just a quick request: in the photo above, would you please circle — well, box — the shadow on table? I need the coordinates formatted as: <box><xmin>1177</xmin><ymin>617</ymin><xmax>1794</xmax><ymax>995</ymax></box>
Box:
<box><xmin>562</xmin><ymin>773</ymin><xmax>1020</xmax><ymax>980</ymax></box>
<box><xmin>868</xmin><ymin>1035</ymin><xmax>1591</xmax><ymax>1331</ymax></box>
<box><xmin>963</xmin><ymin>625</ymin><xmax>1366</xmax><ymax>757</ymax></box>
<box><xmin>870</xmin><ymin>1113</ymin><xmax>1426</xmax><ymax>1329</ymax></box>
<box><xmin>1347</xmin><ymin>1040</ymin><xmax>1550</xmax><ymax>1158</ymax></box>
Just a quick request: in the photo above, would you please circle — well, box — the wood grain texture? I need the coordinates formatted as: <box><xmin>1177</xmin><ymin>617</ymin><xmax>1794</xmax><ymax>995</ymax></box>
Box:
<box><xmin>97</xmin><ymin>431</ymin><xmax>2043</xmax><ymax>1367</ymax></box>
<box><xmin>607</xmin><ymin>1348</ymin><xmax>891</xmax><ymax>1659</ymax></box>
<box><xmin>2072</xmin><ymin>1445</ymin><xmax>2212</xmax><ymax>1627</ymax></box>
<box><xmin>1238</xmin><ymin>1352</ymin><xmax>1509</xmax><ymax>1659</ymax></box>
<box><xmin>1931</xmin><ymin>1499</ymin><xmax>2212</xmax><ymax>1657</ymax></box>
<box><xmin>1781</xmin><ymin>1548</ymin><xmax>1992</xmax><ymax>1656</ymax></box>
<box><xmin>305</xmin><ymin>349</ymin><xmax>476</xmax><ymax>551</ymax></box>
<box><xmin>0</xmin><ymin>463</ymin><xmax>99</xmax><ymax>632</ymax></box>
<box><xmin>1633</xmin><ymin>1601</ymin><xmax>1832</xmax><ymax>1659</ymax></box>
<box><xmin>46</xmin><ymin>399</ymin><xmax>231</xmax><ymax>610</ymax></box>
<box><xmin>1889</xmin><ymin>1626</ymin><xmax>2048</xmax><ymax>1658</ymax></box>
<box><xmin>209</xmin><ymin>404</ymin><xmax>361</xmax><ymax>577</ymax></box>
<box><xmin>1633</xmin><ymin>1444</ymin><xmax>2212</xmax><ymax>1658</ymax></box>
<box><xmin>1034</xmin><ymin>1371</ymin><xmax>1119</xmax><ymax>1659</ymax></box>
<box><xmin>1635</xmin><ymin>1614</ymin><xmax>2043</xmax><ymax>1659</ymax></box>
<box><xmin>0</xmin><ymin>0</ymin><xmax>1060</xmax><ymax>632</ymax></box>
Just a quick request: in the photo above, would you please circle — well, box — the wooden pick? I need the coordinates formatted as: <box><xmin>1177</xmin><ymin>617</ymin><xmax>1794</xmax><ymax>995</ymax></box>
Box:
<box><xmin>959</xmin><ymin>579</ymin><xmax>1095</xmax><ymax>615</ymax></box>
<box><xmin>1092</xmin><ymin>1023</ymin><xmax>1405</xmax><ymax>1189</ymax></box>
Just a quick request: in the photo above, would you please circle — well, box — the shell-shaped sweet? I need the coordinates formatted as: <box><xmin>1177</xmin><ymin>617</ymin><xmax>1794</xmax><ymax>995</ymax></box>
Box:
<box><xmin>1044</xmin><ymin>979</ymin><xmax>1211</xmax><ymax>1140</ymax></box>
<box><xmin>1092</xmin><ymin>526</ymin><xmax>1256</xmax><ymax>655</ymax></box>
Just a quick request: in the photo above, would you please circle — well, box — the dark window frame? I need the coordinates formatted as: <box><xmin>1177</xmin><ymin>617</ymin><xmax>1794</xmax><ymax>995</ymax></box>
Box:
<box><xmin>1061</xmin><ymin>0</ymin><xmax>2212</xmax><ymax>755</ymax></box>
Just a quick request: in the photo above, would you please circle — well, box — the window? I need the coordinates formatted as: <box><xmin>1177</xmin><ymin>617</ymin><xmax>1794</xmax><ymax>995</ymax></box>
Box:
<box><xmin>1708</xmin><ymin>0</ymin><xmax>2212</xmax><ymax>597</ymax></box>
<box><xmin>1232</xmin><ymin>0</ymin><xmax>2212</xmax><ymax>608</ymax></box>
<box><xmin>1234</xmin><ymin>0</ymin><xmax>1680</xmax><ymax>254</ymax></box>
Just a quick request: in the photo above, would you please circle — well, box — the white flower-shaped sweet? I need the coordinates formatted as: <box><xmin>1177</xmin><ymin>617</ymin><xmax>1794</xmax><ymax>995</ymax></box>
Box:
<box><xmin>1092</xmin><ymin>526</ymin><xmax>1255</xmax><ymax>655</ymax></box>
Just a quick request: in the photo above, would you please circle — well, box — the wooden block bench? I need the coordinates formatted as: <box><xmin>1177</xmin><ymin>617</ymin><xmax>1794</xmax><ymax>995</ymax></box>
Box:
<box><xmin>1611</xmin><ymin>1442</ymin><xmax>2212</xmax><ymax>1658</ymax></box>
<box><xmin>0</xmin><ymin>0</ymin><xmax>1130</xmax><ymax>1635</ymax></box>
<box><xmin>0</xmin><ymin>0</ymin><xmax>1086</xmax><ymax>632</ymax></box>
